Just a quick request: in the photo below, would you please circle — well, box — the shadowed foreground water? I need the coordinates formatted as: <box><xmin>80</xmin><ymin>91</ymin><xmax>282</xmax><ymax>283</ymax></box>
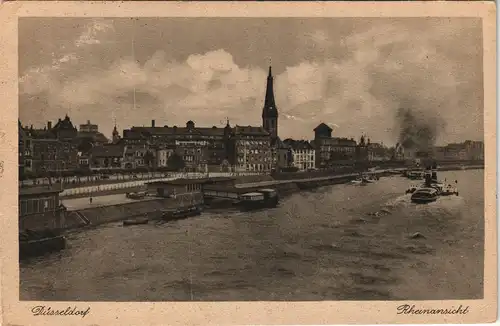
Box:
<box><xmin>20</xmin><ymin>170</ymin><xmax>484</xmax><ymax>301</ymax></box>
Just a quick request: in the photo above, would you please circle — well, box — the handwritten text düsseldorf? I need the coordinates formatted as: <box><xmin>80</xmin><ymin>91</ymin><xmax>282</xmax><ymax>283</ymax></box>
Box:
<box><xmin>31</xmin><ymin>306</ymin><xmax>90</xmax><ymax>318</ymax></box>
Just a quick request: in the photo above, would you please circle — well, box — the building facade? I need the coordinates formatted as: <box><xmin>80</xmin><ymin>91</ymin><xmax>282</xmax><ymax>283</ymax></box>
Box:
<box><xmin>19</xmin><ymin>185</ymin><xmax>65</xmax><ymax>231</ymax></box>
<box><xmin>230</xmin><ymin>126</ymin><xmax>273</xmax><ymax>172</ymax></box>
<box><xmin>464</xmin><ymin>140</ymin><xmax>484</xmax><ymax>160</ymax></box>
<box><xmin>90</xmin><ymin>144</ymin><xmax>125</xmax><ymax>169</ymax></box>
<box><xmin>312</xmin><ymin>123</ymin><xmax>357</xmax><ymax>168</ymax></box>
<box><xmin>367</xmin><ymin>141</ymin><xmax>390</xmax><ymax>161</ymax></box>
<box><xmin>79</xmin><ymin>120</ymin><xmax>98</xmax><ymax>133</ymax></box>
<box><xmin>157</xmin><ymin>147</ymin><xmax>176</xmax><ymax>168</ymax></box>
<box><xmin>282</xmin><ymin>139</ymin><xmax>316</xmax><ymax>171</ymax></box>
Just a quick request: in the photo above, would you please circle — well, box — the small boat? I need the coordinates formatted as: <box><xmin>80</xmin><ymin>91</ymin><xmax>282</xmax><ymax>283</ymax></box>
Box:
<box><xmin>123</xmin><ymin>218</ymin><xmax>149</xmax><ymax>226</ymax></box>
<box><xmin>428</xmin><ymin>182</ymin><xmax>457</xmax><ymax>195</ymax></box>
<box><xmin>239</xmin><ymin>190</ymin><xmax>279</xmax><ymax>211</ymax></box>
<box><xmin>19</xmin><ymin>229</ymin><xmax>67</xmax><ymax>259</ymax></box>
<box><xmin>439</xmin><ymin>184</ymin><xmax>459</xmax><ymax>196</ymax></box>
<box><xmin>350</xmin><ymin>178</ymin><xmax>368</xmax><ymax>185</ymax></box>
<box><xmin>411</xmin><ymin>187</ymin><xmax>439</xmax><ymax>204</ymax></box>
<box><xmin>363</xmin><ymin>173</ymin><xmax>379</xmax><ymax>183</ymax></box>
<box><xmin>350</xmin><ymin>178</ymin><xmax>363</xmax><ymax>185</ymax></box>
<box><xmin>161</xmin><ymin>205</ymin><xmax>202</xmax><ymax>221</ymax></box>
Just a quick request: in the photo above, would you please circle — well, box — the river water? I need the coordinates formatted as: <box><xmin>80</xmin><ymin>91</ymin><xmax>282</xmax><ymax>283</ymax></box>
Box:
<box><xmin>20</xmin><ymin>170</ymin><xmax>484</xmax><ymax>301</ymax></box>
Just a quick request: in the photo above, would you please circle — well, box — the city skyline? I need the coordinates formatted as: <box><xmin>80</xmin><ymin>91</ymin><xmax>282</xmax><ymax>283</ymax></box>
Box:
<box><xmin>19</xmin><ymin>17</ymin><xmax>483</xmax><ymax>145</ymax></box>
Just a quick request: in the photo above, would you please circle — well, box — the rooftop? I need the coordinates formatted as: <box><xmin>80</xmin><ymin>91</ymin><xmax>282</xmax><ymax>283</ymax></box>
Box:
<box><xmin>91</xmin><ymin>145</ymin><xmax>124</xmax><ymax>157</ymax></box>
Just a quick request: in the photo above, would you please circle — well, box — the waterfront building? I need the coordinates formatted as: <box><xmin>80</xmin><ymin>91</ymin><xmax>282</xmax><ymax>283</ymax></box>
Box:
<box><xmin>19</xmin><ymin>184</ymin><xmax>65</xmax><ymax>231</ymax></box>
<box><xmin>19</xmin><ymin>121</ymin><xmax>31</xmax><ymax>176</ymax></box>
<box><xmin>90</xmin><ymin>144</ymin><xmax>125</xmax><ymax>169</ymax></box>
<box><xmin>312</xmin><ymin>123</ymin><xmax>357</xmax><ymax>168</ymax></box>
<box><xmin>366</xmin><ymin>140</ymin><xmax>390</xmax><ymax>161</ymax></box>
<box><xmin>123</xmin><ymin>120</ymin><xmax>232</xmax><ymax>172</ymax></box>
<box><xmin>432</xmin><ymin>146</ymin><xmax>446</xmax><ymax>161</ymax></box>
<box><xmin>443</xmin><ymin>143</ymin><xmax>468</xmax><ymax>161</ymax></box>
<box><xmin>20</xmin><ymin>115</ymin><xmax>113</xmax><ymax>175</ymax></box>
<box><xmin>156</xmin><ymin>146</ymin><xmax>176</xmax><ymax>168</ymax></box>
<box><xmin>122</xmin><ymin>145</ymin><xmax>155</xmax><ymax>170</ymax></box>
<box><xmin>27</xmin><ymin>138</ymin><xmax>78</xmax><ymax>174</ymax></box>
<box><xmin>464</xmin><ymin>140</ymin><xmax>484</xmax><ymax>160</ymax></box>
<box><xmin>276</xmin><ymin>146</ymin><xmax>294</xmax><ymax>171</ymax></box>
<box><xmin>282</xmin><ymin>139</ymin><xmax>316</xmax><ymax>171</ymax></box>
<box><xmin>229</xmin><ymin>125</ymin><xmax>273</xmax><ymax>172</ymax></box>
<box><xmin>77</xmin><ymin>151</ymin><xmax>91</xmax><ymax>169</ymax></box>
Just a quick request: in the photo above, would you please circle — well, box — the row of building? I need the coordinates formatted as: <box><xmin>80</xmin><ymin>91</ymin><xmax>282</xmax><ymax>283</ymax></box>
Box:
<box><xmin>18</xmin><ymin>66</ymin><xmax>484</xmax><ymax>178</ymax></box>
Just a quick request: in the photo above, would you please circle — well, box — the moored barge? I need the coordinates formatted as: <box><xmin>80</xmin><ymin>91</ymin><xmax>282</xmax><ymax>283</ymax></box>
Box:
<box><xmin>239</xmin><ymin>188</ymin><xmax>279</xmax><ymax>211</ymax></box>
<box><xmin>161</xmin><ymin>205</ymin><xmax>203</xmax><ymax>221</ymax></box>
<box><xmin>19</xmin><ymin>229</ymin><xmax>67</xmax><ymax>259</ymax></box>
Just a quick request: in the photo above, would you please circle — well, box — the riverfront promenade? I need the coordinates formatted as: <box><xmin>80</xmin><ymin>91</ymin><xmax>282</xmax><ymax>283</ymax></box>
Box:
<box><xmin>60</xmin><ymin>169</ymin><xmax>399</xmax><ymax>211</ymax></box>
<box><xmin>61</xmin><ymin>194</ymin><xmax>158</xmax><ymax>211</ymax></box>
<box><xmin>59</xmin><ymin>172</ymin><xmax>259</xmax><ymax>197</ymax></box>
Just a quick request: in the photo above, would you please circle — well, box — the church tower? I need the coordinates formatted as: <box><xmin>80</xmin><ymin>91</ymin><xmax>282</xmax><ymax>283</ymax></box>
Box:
<box><xmin>262</xmin><ymin>66</ymin><xmax>279</xmax><ymax>139</ymax></box>
<box><xmin>112</xmin><ymin>122</ymin><xmax>121</xmax><ymax>144</ymax></box>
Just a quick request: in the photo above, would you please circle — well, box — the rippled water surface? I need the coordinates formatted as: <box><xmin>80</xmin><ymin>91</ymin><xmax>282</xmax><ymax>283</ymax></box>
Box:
<box><xmin>20</xmin><ymin>170</ymin><xmax>484</xmax><ymax>301</ymax></box>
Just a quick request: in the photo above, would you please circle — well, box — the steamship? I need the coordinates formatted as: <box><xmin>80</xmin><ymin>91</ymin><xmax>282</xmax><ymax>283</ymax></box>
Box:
<box><xmin>408</xmin><ymin>163</ymin><xmax>459</xmax><ymax>204</ymax></box>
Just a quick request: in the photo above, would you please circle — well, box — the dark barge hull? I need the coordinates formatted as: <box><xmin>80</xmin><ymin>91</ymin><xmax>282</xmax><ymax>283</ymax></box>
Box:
<box><xmin>410</xmin><ymin>196</ymin><xmax>438</xmax><ymax>204</ymax></box>
<box><xmin>162</xmin><ymin>206</ymin><xmax>203</xmax><ymax>221</ymax></box>
<box><xmin>239</xmin><ymin>200</ymin><xmax>279</xmax><ymax>212</ymax></box>
<box><xmin>123</xmin><ymin>219</ymin><xmax>149</xmax><ymax>226</ymax></box>
<box><xmin>19</xmin><ymin>236</ymin><xmax>66</xmax><ymax>259</ymax></box>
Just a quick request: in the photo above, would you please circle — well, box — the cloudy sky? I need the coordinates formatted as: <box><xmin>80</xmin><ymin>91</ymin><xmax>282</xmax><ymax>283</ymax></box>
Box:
<box><xmin>19</xmin><ymin>17</ymin><xmax>483</xmax><ymax>145</ymax></box>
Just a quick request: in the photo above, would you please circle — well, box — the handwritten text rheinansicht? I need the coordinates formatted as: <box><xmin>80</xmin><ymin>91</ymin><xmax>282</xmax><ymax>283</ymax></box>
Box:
<box><xmin>397</xmin><ymin>304</ymin><xmax>469</xmax><ymax>315</ymax></box>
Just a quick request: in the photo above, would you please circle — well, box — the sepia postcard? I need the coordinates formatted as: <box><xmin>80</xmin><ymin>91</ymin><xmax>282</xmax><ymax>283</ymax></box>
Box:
<box><xmin>0</xmin><ymin>1</ymin><xmax>497</xmax><ymax>325</ymax></box>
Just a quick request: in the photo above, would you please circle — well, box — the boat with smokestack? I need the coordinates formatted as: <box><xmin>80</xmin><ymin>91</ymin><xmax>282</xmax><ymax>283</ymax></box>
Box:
<box><xmin>409</xmin><ymin>163</ymin><xmax>459</xmax><ymax>203</ymax></box>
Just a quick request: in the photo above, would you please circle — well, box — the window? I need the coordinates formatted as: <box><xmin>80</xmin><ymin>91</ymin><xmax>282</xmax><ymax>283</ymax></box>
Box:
<box><xmin>27</xmin><ymin>199</ymin><xmax>33</xmax><ymax>214</ymax></box>
<box><xmin>20</xmin><ymin>200</ymin><xmax>27</xmax><ymax>215</ymax></box>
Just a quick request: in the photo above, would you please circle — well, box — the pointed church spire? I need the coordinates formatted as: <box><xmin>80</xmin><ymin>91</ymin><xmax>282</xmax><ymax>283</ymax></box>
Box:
<box><xmin>263</xmin><ymin>65</ymin><xmax>278</xmax><ymax>119</ymax></box>
<box><xmin>264</xmin><ymin>66</ymin><xmax>276</xmax><ymax>110</ymax></box>
<box><xmin>262</xmin><ymin>64</ymin><xmax>279</xmax><ymax>139</ymax></box>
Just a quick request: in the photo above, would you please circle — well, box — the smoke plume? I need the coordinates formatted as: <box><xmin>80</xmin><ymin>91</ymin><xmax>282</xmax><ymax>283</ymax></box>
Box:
<box><xmin>395</xmin><ymin>107</ymin><xmax>446</xmax><ymax>151</ymax></box>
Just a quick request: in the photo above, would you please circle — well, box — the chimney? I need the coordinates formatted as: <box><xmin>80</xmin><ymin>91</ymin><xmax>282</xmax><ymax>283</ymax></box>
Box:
<box><xmin>152</xmin><ymin>120</ymin><xmax>155</xmax><ymax>127</ymax></box>
<box><xmin>47</xmin><ymin>121</ymin><xmax>52</xmax><ymax>129</ymax></box>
